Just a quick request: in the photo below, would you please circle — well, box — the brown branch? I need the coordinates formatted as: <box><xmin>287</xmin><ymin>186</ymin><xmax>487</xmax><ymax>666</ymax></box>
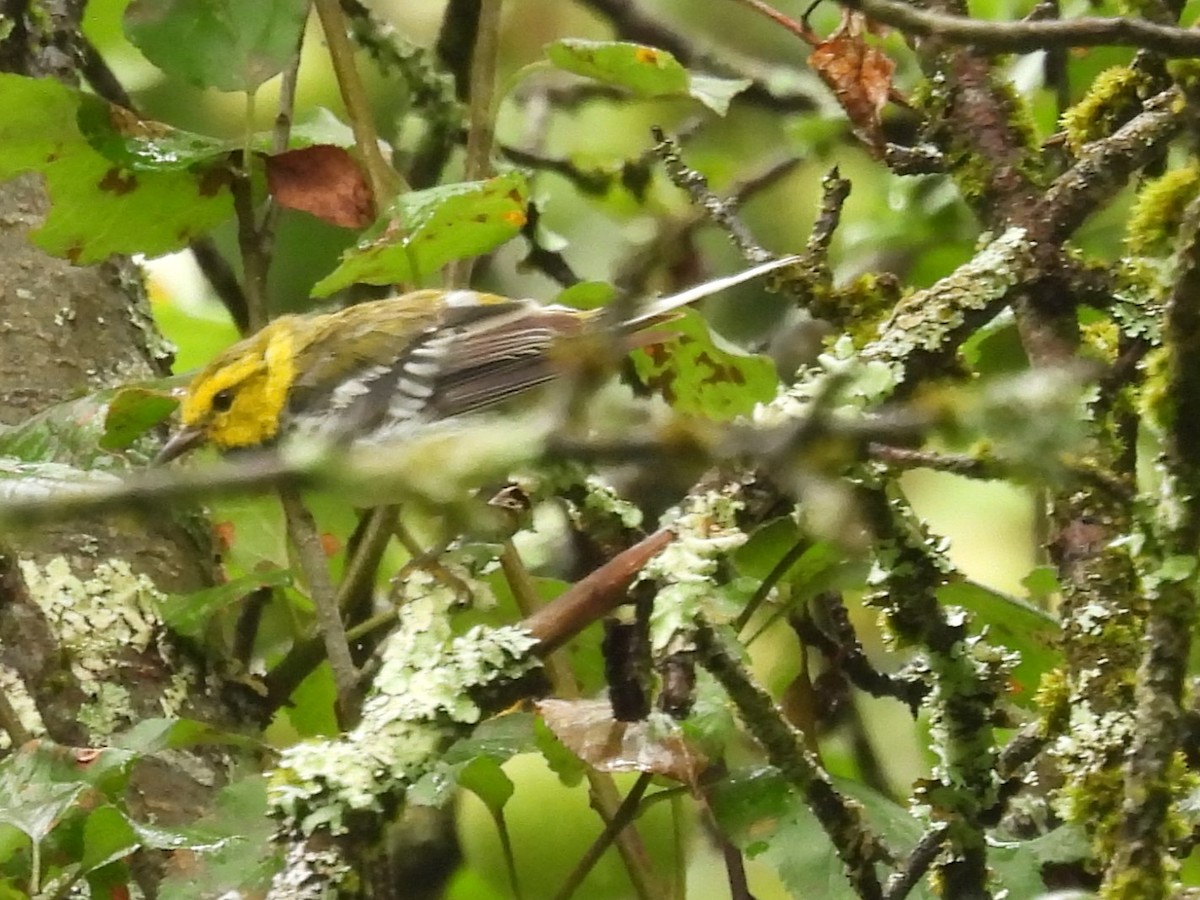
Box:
<box><xmin>523</xmin><ymin>529</ymin><xmax>674</xmax><ymax>653</ymax></box>
<box><xmin>843</xmin><ymin>0</ymin><xmax>1200</xmax><ymax>55</ymax></box>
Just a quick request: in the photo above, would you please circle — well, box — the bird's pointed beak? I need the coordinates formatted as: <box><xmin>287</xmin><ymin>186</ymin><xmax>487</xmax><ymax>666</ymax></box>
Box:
<box><xmin>154</xmin><ymin>426</ymin><xmax>206</xmax><ymax>465</ymax></box>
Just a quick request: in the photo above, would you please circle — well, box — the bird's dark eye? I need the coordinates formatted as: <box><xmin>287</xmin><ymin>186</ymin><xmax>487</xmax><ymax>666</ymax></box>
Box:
<box><xmin>211</xmin><ymin>388</ymin><xmax>235</xmax><ymax>412</ymax></box>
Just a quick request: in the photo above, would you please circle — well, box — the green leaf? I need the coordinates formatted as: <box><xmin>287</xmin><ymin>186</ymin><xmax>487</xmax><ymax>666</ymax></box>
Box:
<box><xmin>411</xmin><ymin>714</ymin><xmax>540</xmax><ymax>807</ymax></box>
<box><xmin>0</xmin><ymin>74</ymin><xmax>236</xmax><ymax>263</ymax></box>
<box><xmin>544</xmin><ymin>40</ymin><xmax>749</xmax><ymax>115</ymax></box>
<box><xmin>124</xmin><ymin>0</ymin><xmax>309</xmax><ymax>93</ymax></box>
<box><xmin>80</xmin><ymin>806</ymin><xmax>138</xmax><ymax>874</ymax></box>
<box><xmin>1020</xmin><ymin>565</ymin><xmax>1060</xmax><ymax>603</ymax></box>
<box><xmin>990</xmin><ymin>825</ymin><xmax>1089</xmax><ymax>896</ymax></box>
<box><xmin>710</xmin><ymin>768</ymin><xmax>933</xmax><ymax>900</ymax></box>
<box><xmin>101</xmin><ymin>388</ymin><xmax>178</xmax><ymax>451</ymax></box>
<box><xmin>937</xmin><ymin>581</ymin><xmax>1061</xmax><ymax>703</ymax></box>
<box><xmin>159</xmin><ymin>777</ymin><xmax>282</xmax><ymax>900</ymax></box>
<box><xmin>532</xmin><ymin>717</ymin><xmax>587</xmax><ymax>788</ymax></box>
<box><xmin>114</xmin><ymin>717</ymin><xmax>263</xmax><ymax>754</ymax></box>
<box><xmin>457</xmin><ymin>757</ymin><xmax>515</xmax><ymax>816</ymax></box>
<box><xmin>160</xmin><ymin>570</ymin><xmax>292</xmax><ymax>638</ymax></box>
<box><xmin>630</xmin><ymin>310</ymin><xmax>778</xmax><ymax>420</ymax></box>
<box><xmin>0</xmin><ymin>743</ymin><xmax>135</xmax><ymax>844</ymax></box>
<box><xmin>554</xmin><ymin>280</ymin><xmax>616</xmax><ymax>311</ymax></box>
<box><xmin>687</xmin><ymin>74</ymin><xmax>753</xmax><ymax>115</ymax></box>
<box><xmin>0</xmin><ymin>380</ymin><xmax>184</xmax><ymax>468</ymax></box>
<box><xmin>312</xmin><ymin>173</ymin><xmax>529</xmax><ymax>294</ymax></box>
<box><xmin>545</xmin><ymin>40</ymin><xmax>689</xmax><ymax>97</ymax></box>
<box><xmin>76</xmin><ymin>95</ymin><xmax>235</xmax><ymax>172</ymax></box>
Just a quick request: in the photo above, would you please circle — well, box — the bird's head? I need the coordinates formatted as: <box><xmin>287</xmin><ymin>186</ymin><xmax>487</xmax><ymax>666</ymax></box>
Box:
<box><xmin>156</xmin><ymin>317</ymin><xmax>301</xmax><ymax>462</ymax></box>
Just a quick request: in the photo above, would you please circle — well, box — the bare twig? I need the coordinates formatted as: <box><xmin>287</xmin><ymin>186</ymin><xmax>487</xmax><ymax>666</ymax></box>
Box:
<box><xmin>502</xmin><ymin>539</ymin><xmax>662</xmax><ymax>900</ymax></box>
<box><xmin>882</xmin><ymin>824</ymin><xmax>949</xmax><ymax>900</ymax></box>
<box><xmin>313</xmin><ymin>0</ymin><xmax>403</xmax><ymax>205</ymax></box>
<box><xmin>550</xmin><ymin>774</ymin><xmax>655</xmax><ymax>900</ymax></box>
<box><xmin>651</xmin><ymin>126</ymin><xmax>774</xmax><ymax>263</ymax></box>
<box><xmin>279</xmin><ymin>489</ymin><xmax>359</xmax><ymax>724</ymax></box>
<box><xmin>842</xmin><ymin>0</ymin><xmax>1200</xmax><ymax>55</ymax></box>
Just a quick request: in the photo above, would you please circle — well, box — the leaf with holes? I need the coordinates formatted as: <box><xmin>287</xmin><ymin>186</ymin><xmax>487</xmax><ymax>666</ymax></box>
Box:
<box><xmin>630</xmin><ymin>310</ymin><xmax>778</xmax><ymax>420</ymax></box>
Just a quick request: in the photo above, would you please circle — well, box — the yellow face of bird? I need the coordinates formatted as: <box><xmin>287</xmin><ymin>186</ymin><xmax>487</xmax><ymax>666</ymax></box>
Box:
<box><xmin>178</xmin><ymin>317</ymin><xmax>302</xmax><ymax>451</ymax></box>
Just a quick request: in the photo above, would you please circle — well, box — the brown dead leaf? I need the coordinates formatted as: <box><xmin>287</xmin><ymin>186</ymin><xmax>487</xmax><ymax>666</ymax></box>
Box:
<box><xmin>807</xmin><ymin>10</ymin><xmax>896</xmax><ymax>155</ymax></box>
<box><xmin>265</xmin><ymin>144</ymin><xmax>374</xmax><ymax>228</ymax></box>
<box><xmin>537</xmin><ymin>697</ymin><xmax>708</xmax><ymax>786</ymax></box>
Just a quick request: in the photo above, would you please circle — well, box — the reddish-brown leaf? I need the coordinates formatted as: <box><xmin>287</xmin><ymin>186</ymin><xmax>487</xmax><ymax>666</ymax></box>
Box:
<box><xmin>265</xmin><ymin>145</ymin><xmax>374</xmax><ymax>228</ymax></box>
<box><xmin>807</xmin><ymin>10</ymin><xmax>895</xmax><ymax>154</ymax></box>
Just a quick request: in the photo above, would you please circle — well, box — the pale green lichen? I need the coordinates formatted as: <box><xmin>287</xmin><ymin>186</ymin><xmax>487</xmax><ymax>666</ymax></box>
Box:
<box><xmin>868</xmin><ymin>227</ymin><xmax>1031</xmax><ymax>370</ymax></box>
<box><xmin>1110</xmin><ymin>260</ymin><xmax>1166</xmax><ymax>345</ymax></box>
<box><xmin>756</xmin><ymin>228</ymin><xmax>1033</xmax><ymax>433</ymax></box>
<box><xmin>0</xmin><ymin>667</ymin><xmax>43</xmax><ymax>748</ymax></box>
<box><xmin>17</xmin><ymin>556</ymin><xmax>174</xmax><ymax>735</ymax></box>
<box><xmin>581</xmin><ymin>474</ymin><xmax>644</xmax><ymax>531</ymax></box>
<box><xmin>640</xmin><ymin>488</ymin><xmax>750</xmax><ymax>652</ymax></box>
<box><xmin>268</xmin><ymin>840</ymin><xmax>353</xmax><ymax>899</ymax></box>
<box><xmin>269</xmin><ymin>569</ymin><xmax>540</xmax><ymax>835</ymax></box>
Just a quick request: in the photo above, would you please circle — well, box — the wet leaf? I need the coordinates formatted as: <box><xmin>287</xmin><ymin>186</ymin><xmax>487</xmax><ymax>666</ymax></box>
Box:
<box><xmin>0</xmin><ymin>74</ymin><xmax>236</xmax><ymax>263</ymax></box>
<box><xmin>537</xmin><ymin>698</ymin><xmax>708</xmax><ymax>784</ymax></box>
<box><xmin>313</xmin><ymin>173</ymin><xmax>529</xmax><ymax>294</ymax></box>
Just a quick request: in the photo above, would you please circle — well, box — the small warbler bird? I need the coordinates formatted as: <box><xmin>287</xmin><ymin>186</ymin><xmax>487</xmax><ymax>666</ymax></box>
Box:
<box><xmin>155</xmin><ymin>256</ymin><xmax>797</xmax><ymax>464</ymax></box>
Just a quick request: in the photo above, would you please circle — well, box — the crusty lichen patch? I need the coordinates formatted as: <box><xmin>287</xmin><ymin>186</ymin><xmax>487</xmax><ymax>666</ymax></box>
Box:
<box><xmin>639</xmin><ymin>487</ymin><xmax>749</xmax><ymax>653</ymax></box>
<box><xmin>17</xmin><ymin>556</ymin><xmax>174</xmax><ymax>735</ymax></box>
<box><xmin>269</xmin><ymin>569</ymin><xmax>540</xmax><ymax>835</ymax></box>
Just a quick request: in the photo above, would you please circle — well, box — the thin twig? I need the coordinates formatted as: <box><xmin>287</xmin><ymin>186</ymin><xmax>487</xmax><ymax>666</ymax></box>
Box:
<box><xmin>651</xmin><ymin>126</ymin><xmax>774</xmax><ymax>263</ymax></box>
<box><xmin>695</xmin><ymin>621</ymin><xmax>890</xmax><ymax>899</ymax></box>
<box><xmin>882</xmin><ymin>824</ymin><xmax>949</xmax><ymax>900</ymax></box>
<box><xmin>447</xmin><ymin>0</ymin><xmax>503</xmax><ymax>288</ymax></box>
<box><xmin>279</xmin><ymin>489</ymin><xmax>358</xmax><ymax>724</ymax></box>
<box><xmin>843</xmin><ymin>0</ymin><xmax>1200</xmax><ymax>55</ymax></box>
<box><xmin>501</xmin><ymin>540</ymin><xmax>662</xmax><ymax>900</ymax></box>
<box><xmin>313</xmin><ymin>0</ymin><xmax>404</xmax><ymax>205</ymax></box>
<box><xmin>550</xmin><ymin>774</ymin><xmax>655</xmax><ymax>900</ymax></box>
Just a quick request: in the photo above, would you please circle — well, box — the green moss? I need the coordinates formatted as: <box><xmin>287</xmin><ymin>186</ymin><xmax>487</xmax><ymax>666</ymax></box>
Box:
<box><xmin>1033</xmin><ymin>668</ymin><xmax>1070</xmax><ymax>737</ymax></box>
<box><xmin>1061</xmin><ymin>67</ymin><xmax>1149</xmax><ymax>156</ymax></box>
<box><xmin>1139</xmin><ymin>346</ymin><xmax>1173</xmax><ymax>433</ymax></box>
<box><xmin>1127</xmin><ymin>164</ymin><xmax>1200</xmax><ymax>256</ymax></box>
<box><xmin>1080</xmin><ymin>316</ymin><xmax>1121</xmax><ymax>364</ymax></box>
<box><xmin>816</xmin><ymin>273</ymin><xmax>902</xmax><ymax>348</ymax></box>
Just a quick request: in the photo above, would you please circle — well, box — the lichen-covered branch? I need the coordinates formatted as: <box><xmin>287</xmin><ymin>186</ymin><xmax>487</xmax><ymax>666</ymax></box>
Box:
<box><xmin>1102</xmin><ymin>193</ymin><xmax>1200</xmax><ymax>898</ymax></box>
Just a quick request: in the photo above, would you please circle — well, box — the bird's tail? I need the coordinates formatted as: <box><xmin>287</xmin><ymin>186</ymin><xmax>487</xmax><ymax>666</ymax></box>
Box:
<box><xmin>619</xmin><ymin>255</ymin><xmax>799</xmax><ymax>332</ymax></box>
